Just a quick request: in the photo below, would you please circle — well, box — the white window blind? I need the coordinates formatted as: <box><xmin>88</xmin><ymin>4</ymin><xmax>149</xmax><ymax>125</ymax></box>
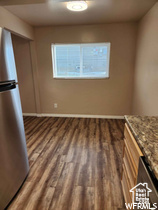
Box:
<box><xmin>52</xmin><ymin>43</ymin><xmax>110</xmax><ymax>79</ymax></box>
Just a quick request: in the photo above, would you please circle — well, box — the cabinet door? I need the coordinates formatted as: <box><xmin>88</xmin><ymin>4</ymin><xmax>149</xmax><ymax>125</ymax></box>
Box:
<box><xmin>124</xmin><ymin>123</ymin><xmax>143</xmax><ymax>171</ymax></box>
<box><xmin>122</xmin><ymin>165</ymin><xmax>132</xmax><ymax>204</ymax></box>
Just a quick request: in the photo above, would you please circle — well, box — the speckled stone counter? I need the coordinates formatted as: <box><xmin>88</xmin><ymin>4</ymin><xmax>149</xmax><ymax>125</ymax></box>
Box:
<box><xmin>124</xmin><ymin>115</ymin><xmax>158</xmax><ymax>180</ymax></box>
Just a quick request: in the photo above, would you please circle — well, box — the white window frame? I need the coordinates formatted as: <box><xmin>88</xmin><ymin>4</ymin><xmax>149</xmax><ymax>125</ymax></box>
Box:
<box><xmin>51</xmin><ymin>43</ymin><xmax>111</xmax><ymax>79</ymax></box>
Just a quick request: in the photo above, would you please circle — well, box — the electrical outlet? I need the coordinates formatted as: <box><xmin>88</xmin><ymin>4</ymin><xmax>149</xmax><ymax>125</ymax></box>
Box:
<box><xmin>54</xmin><ymin>103</ymin><xmax>58</xmax><ymax>108</ymax></box>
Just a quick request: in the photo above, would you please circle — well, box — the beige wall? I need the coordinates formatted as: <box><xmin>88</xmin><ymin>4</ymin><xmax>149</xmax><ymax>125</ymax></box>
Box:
<box><xmin>132</xmin><ymin>3</ymin><xmax>158</xmax><ymax>116</ymax></box>
<box><xmin>34</xmin><ymin>23</ymin><xmax>137</xmax><ymax>116</ymax></box>
<box><xmin>0</xmin><ymin>6</ymin><xmax>40</xmax><ymax>114</ymax></box>
<box><xmin>0</xmin><ymin>6</ymin><xmax>34</xmax><ymax>39</ymax></box>
<box><xmin>12</xmin><ymin>34</ymin><xmax>37</xmax><ymax>113</ymax></box>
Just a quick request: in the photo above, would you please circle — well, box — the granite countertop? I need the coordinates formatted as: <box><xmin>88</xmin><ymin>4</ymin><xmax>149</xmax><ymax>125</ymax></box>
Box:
<box><xmin>124</xmin><ymin>115</ymin><xmax>158</xmax><ymax>180</ymax></box>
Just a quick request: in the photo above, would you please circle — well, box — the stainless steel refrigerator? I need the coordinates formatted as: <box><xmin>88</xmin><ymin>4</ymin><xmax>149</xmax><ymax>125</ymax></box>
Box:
<box><xmin>0</xmin><ymin>28</ymin><xmax>29</xmax><ymax>209</ymax></box>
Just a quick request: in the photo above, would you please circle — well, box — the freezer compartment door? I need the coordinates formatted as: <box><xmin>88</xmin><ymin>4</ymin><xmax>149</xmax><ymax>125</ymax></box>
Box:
<box><xmin>0</xmin><ymin>85</ymin><xmax>29</xmax><ymax>209</ymax></box>
<box><xmin>0</xmin><ymin>28</ymin><xmax>18</xmax><ymax>82</ymax></box>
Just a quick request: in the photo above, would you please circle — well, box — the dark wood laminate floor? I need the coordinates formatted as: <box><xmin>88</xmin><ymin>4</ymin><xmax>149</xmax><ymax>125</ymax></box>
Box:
<box><xmin>8</xmin><ymin>117</ymin><xmax>125</xmax><ymax>210</ymax></box>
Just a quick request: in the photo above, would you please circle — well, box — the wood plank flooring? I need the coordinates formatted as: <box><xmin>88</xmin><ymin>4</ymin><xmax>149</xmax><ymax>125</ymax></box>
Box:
<box><xmin>8</xmin><ymin>117</ymin><xmax>125</xmax><ymax>210</ymax></box>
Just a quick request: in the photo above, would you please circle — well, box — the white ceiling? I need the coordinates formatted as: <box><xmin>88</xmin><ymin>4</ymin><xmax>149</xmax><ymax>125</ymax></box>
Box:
<box><xmin>2</xmin><ymin>0</ymin><xmax>157</xmax><ymax>26</ymax></box>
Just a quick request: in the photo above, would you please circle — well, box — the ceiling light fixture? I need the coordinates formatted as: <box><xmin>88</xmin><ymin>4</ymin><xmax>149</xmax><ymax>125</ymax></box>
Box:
<box><xmin>67</xmin><ymin>1</ymin><xmax>88</xmax><ymax>12</ymax></box>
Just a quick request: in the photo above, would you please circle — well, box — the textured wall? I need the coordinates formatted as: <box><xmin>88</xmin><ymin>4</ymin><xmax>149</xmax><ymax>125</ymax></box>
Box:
<box><xmin>0</xmin><ymin>6</ymin><xmax>34</xmax><ymax>40</ymax></box>
<box><xmin>132</xmin><ymin>3</ymin><xmax>158</xmax><ymax>116</ymax></box>
<box><xmin>34</xmin><ymin>23</ymin><xmax>137</xmax><ymax>116</ymax></box>
<box><xmin>12</xmin><ymin>34</ymin><xmax>36</xmax><ymax>113</ymax></box>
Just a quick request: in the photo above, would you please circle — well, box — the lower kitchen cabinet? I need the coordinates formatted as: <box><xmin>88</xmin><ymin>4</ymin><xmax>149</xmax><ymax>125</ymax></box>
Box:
<box><xmin>121</xmin><ymin>123</ymin><xmax>143</xmax><ymax>204</ymax></box>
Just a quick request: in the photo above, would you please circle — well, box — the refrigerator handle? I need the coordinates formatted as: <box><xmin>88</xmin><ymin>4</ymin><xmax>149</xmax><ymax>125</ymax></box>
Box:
<box><xmin>0</xmin><ymin>83</ymin><xmax>16</xmax><ymax>92</ymax></box>
<box><xmin>0</xmin><ymin>80</ymin><xmax>16</xmax><ymax>85</ymax></box>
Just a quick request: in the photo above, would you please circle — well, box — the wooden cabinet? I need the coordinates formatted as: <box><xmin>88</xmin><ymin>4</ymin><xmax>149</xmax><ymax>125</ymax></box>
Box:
<box><xmin>121</xmin><ymin>123</ymin><xmax>143</xmax><ymax>204</ymax></box>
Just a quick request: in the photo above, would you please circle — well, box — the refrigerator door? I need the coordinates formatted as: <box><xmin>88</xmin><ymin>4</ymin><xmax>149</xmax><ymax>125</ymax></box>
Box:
<box><xmin>0</xmin><ymin>28</ymin><xmax>18</xmax><ymax>83</ymax></box>
<box><xmin>0</xmin><ymin>85</ymin><xmax>29</xmax><ymax>210</ymax></box>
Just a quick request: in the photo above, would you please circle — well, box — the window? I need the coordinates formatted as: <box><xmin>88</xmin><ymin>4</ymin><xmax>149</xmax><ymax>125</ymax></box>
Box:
<box><xmin>52</xmin><ymin>43</ymin><xmax>110</xmax><ymax>79</ymax></box>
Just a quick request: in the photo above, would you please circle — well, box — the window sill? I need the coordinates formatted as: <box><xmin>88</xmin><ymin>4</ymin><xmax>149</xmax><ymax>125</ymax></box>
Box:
<box><xmin>53</xmin><ymin>77</ymin><xmax>109</xmax><ymax>80</ymax></box>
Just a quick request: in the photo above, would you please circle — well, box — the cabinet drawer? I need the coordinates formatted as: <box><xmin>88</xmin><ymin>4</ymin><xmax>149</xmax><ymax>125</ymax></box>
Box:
<box><xmin>121</xmin><ymin>165</ymin><xmax>132</xmax><ymax>204</ymax></box>
<box><xmin>123</xmin><ymin>147</ymin><xmax>136</xmax><ymax>188</ymax></box>
<box><xmin>124</xmin><ymin>123</ymin><xmax>143</xmax><ymax>170</ymax></box>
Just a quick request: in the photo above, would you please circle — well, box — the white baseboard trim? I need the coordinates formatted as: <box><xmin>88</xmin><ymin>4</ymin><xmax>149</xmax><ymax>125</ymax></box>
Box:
<box><xmin>23</xmin><ymin>113</ymin><xmax>124</xmax><ymax>119</ymax></box>
<box><xmin>23</xmin><ymin>113</ymin><xmax>38</xmax><ymax>117</ymax></box>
